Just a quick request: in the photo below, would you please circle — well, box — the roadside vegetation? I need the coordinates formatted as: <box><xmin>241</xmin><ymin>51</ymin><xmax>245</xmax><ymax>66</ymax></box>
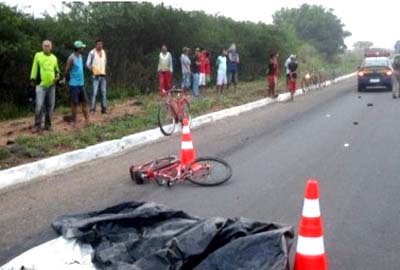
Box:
<box><xmin>0</xmin><ymin>2</ymin><xmax>361</xmax><ymax>169</ymax></box>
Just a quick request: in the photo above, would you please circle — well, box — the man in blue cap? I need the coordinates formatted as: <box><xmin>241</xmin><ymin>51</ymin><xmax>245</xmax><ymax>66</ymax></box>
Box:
<box><xmin>65</xmin><ymin>40</ymin><xmax>90</xmax><ymax>126</ymax></box>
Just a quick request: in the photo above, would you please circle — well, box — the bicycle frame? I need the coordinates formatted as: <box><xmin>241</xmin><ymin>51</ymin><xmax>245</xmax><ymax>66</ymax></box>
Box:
<box><xmin>131</xmin><ymin>156</ymin><xmax>208</xmax><ymax>186</ymax></box>
<box><xmin>163</xmin><ymin>90</ymin><xmax>190</xmax><ymax>122</ymax></box>
<box><xmin>155</xmin><ymin>162</ymin><xmax>188</xmax><ymax>183</ymax></box>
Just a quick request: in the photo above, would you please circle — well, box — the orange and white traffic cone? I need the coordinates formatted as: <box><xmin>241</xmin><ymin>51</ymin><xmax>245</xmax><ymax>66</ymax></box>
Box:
<box><xmin>180</xmin><ymin>118</ymin><xmax>196</xmax><ymax>166</ymax></box>
<box><xmin>294</xmin><ymin>179</ymin><xmax>328</xmax><ymax>270</ymax></box>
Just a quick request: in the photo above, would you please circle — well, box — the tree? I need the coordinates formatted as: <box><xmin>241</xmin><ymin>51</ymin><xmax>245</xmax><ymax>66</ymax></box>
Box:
<box><xmin>0</xmin><ymin>3</ymin><xmax>40</xmax><ymax>104</ymax></box>
<box><xmin>0</xmin><ymin>1</ymin><xmax>341</xmax><ymax>113</ymax></box>
<box><xmin>353</xmin><ymin>41</ymin><xmax>374</xmax><ymax>52</ymax></box>
<box><xmin>273</xmin><ymin>4</ymin><xmax>351</xmax><ymax>58</ymax></box>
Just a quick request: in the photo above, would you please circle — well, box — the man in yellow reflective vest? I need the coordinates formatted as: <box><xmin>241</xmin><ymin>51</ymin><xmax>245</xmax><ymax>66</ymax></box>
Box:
<box><xmin>86</xmin><ymin>39</ymin><xmax>108</xmax><ymax>114</ymax></box>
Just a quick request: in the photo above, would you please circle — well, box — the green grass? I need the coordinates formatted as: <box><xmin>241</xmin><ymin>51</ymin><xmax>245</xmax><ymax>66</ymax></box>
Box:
<box><xmin>0</xmin><ymin>146</ymin><xmax>10</xmax><ymax>160</ymax></box>
<box><xmin>0</xmin><ymin>64</ymin><xmax>356</xmax><ymax>170</ymax></box>
<box><xmin>0</xmin><ymin>103</ymin><xmax>33</xmax><ymax>121</ymax></box>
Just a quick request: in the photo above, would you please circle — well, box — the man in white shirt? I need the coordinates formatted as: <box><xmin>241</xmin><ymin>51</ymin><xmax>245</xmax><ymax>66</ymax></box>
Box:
<box><xmin>158</xmin><ymin>45</ymin><xmax>173</xmax><ymax>96</ymax></box>
<box><xmin>86</xmin><ymin>39</ymin><xmax>108</xmax><ymax>114</ymax></box>
<box><xmin>216</xmin><ymin>49</ymin><xmax>228</xmax><ymax>94</ymax></box>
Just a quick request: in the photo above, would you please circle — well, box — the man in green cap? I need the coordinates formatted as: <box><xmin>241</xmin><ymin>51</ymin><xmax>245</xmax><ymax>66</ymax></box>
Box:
<box><xmin>30</xmin><ymin>40</ymin><xmax>60</xmax><ymax>133</ymax></box>
<box><xmin>65</xmin><ymin>40</ymin><xmax>90</xmax><ymax>126</ymax></box>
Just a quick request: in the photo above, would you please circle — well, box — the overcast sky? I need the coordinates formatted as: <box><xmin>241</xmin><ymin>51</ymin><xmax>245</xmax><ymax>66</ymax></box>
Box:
<box><xmin>3</xmin><ymin>0</ymin><xmax>400</xmax><ymax>49</ymax></box>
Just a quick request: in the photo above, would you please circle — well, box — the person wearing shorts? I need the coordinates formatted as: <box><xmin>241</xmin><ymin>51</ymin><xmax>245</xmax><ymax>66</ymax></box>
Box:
<box><xmin>199</xmin><ymin>48</ymin><xmax>207</xmax><ymax>93</ymax></box>
<box><xmin>65</xmin><ymin>40</ymin><xmax>89</xmax><ymax>126</ymax></box>
<box><xmin>216</xmin><ymin>49</ymin><xmax>228</xmax><ymax>94</ymax></box>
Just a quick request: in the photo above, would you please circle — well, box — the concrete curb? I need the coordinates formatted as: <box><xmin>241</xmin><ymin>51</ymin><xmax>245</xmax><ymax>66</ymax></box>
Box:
<box><xmin>0</xmin><ymin>73</ymin><xmax>355</xmax><ymax>190</ymax></box>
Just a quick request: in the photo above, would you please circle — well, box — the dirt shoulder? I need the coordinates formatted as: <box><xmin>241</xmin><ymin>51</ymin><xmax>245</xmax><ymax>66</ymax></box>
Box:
<box><xmin>0</xmin><ymin>100</ymin><xmax>142</xmax><ymax>146</ymax></box>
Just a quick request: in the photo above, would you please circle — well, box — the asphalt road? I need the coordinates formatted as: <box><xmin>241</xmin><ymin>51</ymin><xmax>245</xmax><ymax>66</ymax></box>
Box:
<box><xmin>1</xmin><ymin>78</ymin><xmax>400</xmax><ymax>269</ymax></box>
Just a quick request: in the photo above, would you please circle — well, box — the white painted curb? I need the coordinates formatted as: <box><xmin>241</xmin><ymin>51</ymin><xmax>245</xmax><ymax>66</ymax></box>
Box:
<box><xmin>0</xmin><ymin>73</ymin><xmax>355</xmax><ymax>190</ymax></box>
<box><xmin>1</xmin><ymin>236</ymin><xmax>95</xmax><ymax>270</ymax></box>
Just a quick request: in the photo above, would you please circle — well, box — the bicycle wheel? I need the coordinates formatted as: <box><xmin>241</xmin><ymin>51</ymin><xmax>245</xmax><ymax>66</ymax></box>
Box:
<box><xmin>158</xmin><ymin>103</ymin><xmax>176</xmax><ymax>136</ymax></box>
<box><xmin>130</xmin><ymin>168</ymin><xmax>145</xmax><ymax>185</ymax></box>
<box><xmin>187</xmin><ymin>157</ymin><xmax>232</xmax><ymax>186</ymax></box>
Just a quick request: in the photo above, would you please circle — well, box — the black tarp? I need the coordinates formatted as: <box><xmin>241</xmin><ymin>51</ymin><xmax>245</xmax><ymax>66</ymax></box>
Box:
<box><xmin>52</xmin><ymin>201</ymin><xmax>294</xmax><ymax>270</ymax></box>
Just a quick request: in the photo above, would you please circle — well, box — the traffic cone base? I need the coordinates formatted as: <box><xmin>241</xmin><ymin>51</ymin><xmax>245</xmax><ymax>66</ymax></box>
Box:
<box><xmin>294</xmin><ymin>253</ymin><xmax>327</xmax><ymax>270</ymax></box>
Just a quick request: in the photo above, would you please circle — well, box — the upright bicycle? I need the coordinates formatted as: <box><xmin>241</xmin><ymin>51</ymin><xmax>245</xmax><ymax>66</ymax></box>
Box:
<box><xmin>158</xmin><ymin>89</ymin><xmax>191</xmax><ymax>136</ymax></box>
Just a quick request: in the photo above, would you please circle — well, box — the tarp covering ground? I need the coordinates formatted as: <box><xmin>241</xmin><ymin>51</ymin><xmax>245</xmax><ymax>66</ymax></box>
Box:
<box><xmin>52</xmin><ymin>201</ymin><xmax>294</xmax><ymax>270</ymax></box>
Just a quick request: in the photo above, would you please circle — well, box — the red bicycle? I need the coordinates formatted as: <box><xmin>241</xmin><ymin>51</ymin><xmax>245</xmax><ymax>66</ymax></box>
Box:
<box><xmin>158</xmin><ymin>89</ymin><xmax>191</xmax><ymax>136</ymax></box>
<box><xmin>129</xmin><ymin>155</ymin><xmax>232</xmax><ymax>187</ymax></box>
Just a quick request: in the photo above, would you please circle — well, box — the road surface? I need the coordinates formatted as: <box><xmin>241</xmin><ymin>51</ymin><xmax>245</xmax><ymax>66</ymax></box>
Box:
<box><xmin>1</xmin><ymin>78</ymin><xmax>400</xmax><ymax>269</ymax></box>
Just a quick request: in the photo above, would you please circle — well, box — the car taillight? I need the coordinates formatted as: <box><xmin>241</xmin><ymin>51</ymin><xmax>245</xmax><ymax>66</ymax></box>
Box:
<box><xmin>358</xmin><ymin>71</ymin><xmax>364</xmax><ymax>76</ymax></box>
<box><xmin>386</xmin><ymin>70</ymin><xmax>393</xmax><ymax>76</ymax></box>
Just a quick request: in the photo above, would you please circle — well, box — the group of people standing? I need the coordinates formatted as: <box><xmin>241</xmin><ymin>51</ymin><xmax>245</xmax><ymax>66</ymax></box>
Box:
<box><xmin>29</xmin><ymin>39</ymin><xmax>108</xmax><ymax>133</ymax></box>
<box><xmin>267</xmin><ymin>53</ymin><xmax>298</xmax><ymax>101</ymax></box>
<box><xmin>158</xmin><ymin>44</ymin><xmax>240</xmax><ymax>97</ymax></box>
<box><xmin>29</xmin><ymin>39</ymin><xmax>300</xmax><ymax>134</ymax></box>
